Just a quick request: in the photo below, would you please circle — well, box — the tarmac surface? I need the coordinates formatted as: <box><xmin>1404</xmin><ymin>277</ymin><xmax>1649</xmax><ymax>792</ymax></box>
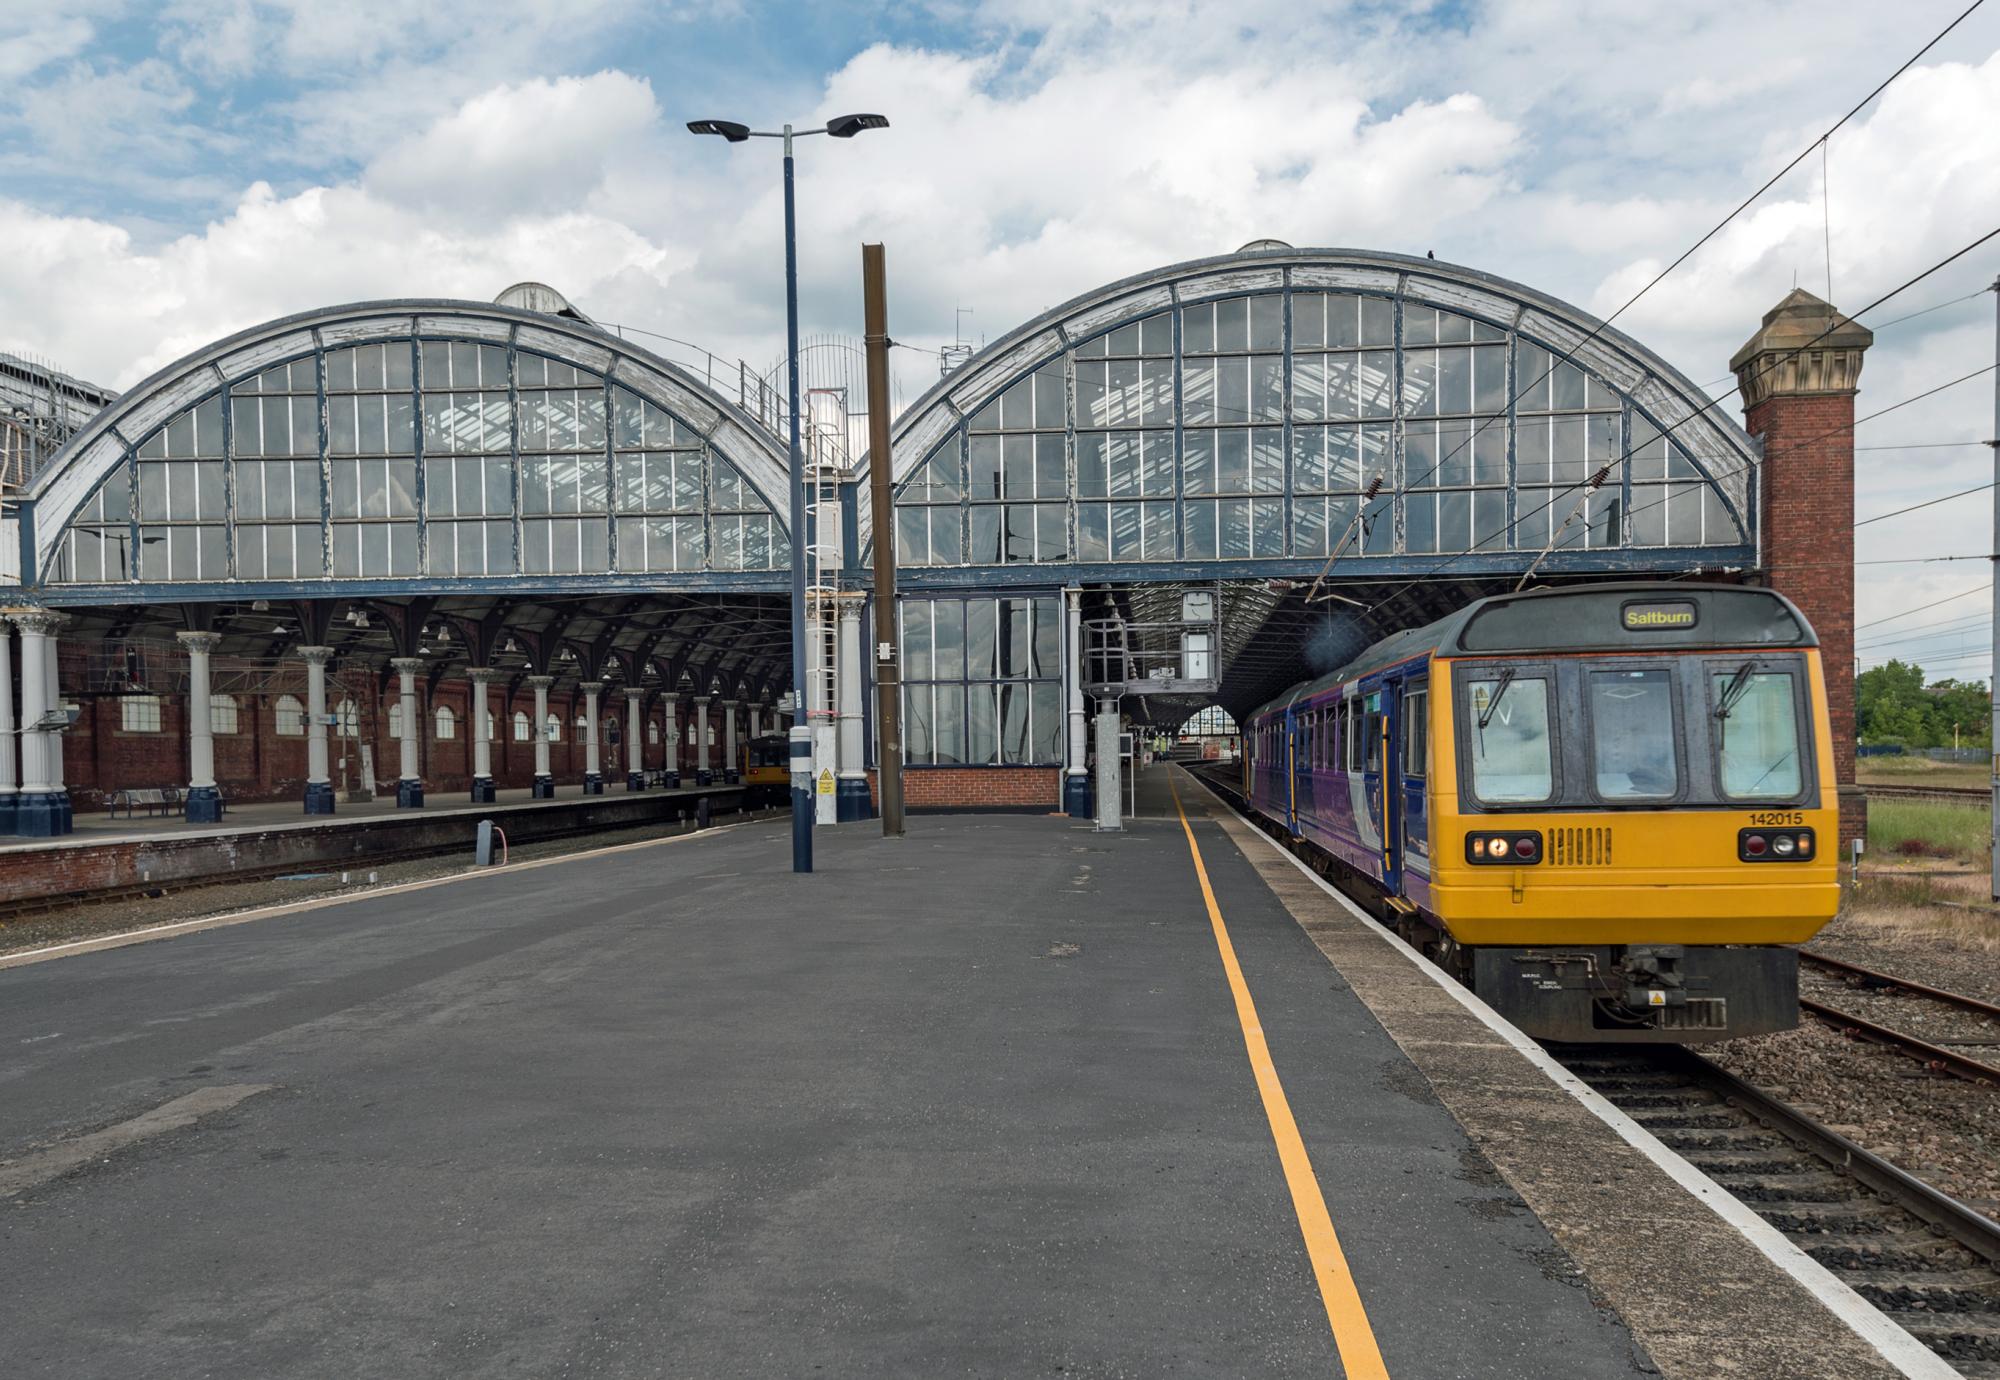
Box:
<box><xmin>0</xmin><ymin>778</ymin><xmax>1651</xmax><ymax>1378</ymax></box>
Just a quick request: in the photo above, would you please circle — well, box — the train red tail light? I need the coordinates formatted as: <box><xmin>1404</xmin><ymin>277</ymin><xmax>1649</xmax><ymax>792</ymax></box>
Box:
<box><xmin>1744</xmin><ymin>834</ymin><xmax>1767</xmax><ymax>856</ymax></box>
<box><xmin>1512</xmin><ymin>836</ymin><xmax>1538</xmax><ymax>861</ymax></box>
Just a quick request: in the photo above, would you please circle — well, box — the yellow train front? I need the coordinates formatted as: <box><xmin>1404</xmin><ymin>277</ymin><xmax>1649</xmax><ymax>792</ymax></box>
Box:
<box><xmin>1243</xmin><ymin>583</ymin><xmax>1838</xmax><ymax>1043</ymax></box>
<box><xmin>741</xmin><ymin>733</ymin><xmax>788</xmax><ymax>806</ymax></box>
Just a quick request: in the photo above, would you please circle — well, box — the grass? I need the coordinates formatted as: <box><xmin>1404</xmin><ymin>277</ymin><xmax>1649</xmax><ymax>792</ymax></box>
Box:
<box><xmin>1843</xmin><ymin>873</ymin><xmax>2000</xmax><ymax>956</ymax></box>
<box><xmin>1866</xmin><ymin>798</ymin><xmax>1991</xmax><ymax>864</ymax></box>
<box><xmin>1858</xmin><ymin>755</ymin><xmax>1992</xmax><ymax>790</ymax></box>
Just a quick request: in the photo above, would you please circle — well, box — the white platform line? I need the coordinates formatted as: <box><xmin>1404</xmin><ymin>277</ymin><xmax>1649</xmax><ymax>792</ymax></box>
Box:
<box><xmin>1194</xmin><ymin>780</ymin><xmax>1959</xmax><ymax>1380</ymax></box>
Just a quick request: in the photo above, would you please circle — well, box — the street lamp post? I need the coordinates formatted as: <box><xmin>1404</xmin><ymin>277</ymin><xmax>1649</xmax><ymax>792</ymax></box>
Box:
<box><xmin>689</xmin><ymin>111</ymin><xmax>888</xmax><ymax>876</ymax></box>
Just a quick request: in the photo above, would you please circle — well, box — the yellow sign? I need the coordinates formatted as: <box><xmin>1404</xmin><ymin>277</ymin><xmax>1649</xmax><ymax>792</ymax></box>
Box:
<box><xmin>816</xmin><ymin>769</ymin><xmax>835</xmax><ymax>795</ymax></box>
<box><xmin>1622</xmin><ymin>601</ymin><xmax>1697</xmax><ymax>631</ymax></box>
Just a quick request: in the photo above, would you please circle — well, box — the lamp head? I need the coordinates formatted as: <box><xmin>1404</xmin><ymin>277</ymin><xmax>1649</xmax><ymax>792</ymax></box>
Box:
<box><xmin>686</xmin><ymin>119</ymin><xmax>752</xmax><ymax>143</ymax></box>
<box><xmin>825</xmin><ymin>113</ymin><xmax>889</xmax><ymax>139</ymax></box>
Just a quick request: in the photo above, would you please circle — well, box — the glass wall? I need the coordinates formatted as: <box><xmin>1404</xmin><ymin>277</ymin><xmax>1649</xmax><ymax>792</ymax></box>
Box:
<box><xmin>900</xmin><ymin>594</ymin><xmax>1064</xmax><ymax>765</ymax></box>
<box><xmin>52</xmin><ymin>333</ymin><xmax>785</xmax><ymax>585</ymax></box>
<box><xmin>893</xmin><ymin>286</ymin><xmax>1740</xmax><ymax>568</ymax></box>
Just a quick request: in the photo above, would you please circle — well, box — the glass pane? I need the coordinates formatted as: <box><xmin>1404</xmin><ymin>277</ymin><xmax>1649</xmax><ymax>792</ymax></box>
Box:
<box><xmin>967</xmin><ymin>684</ymin><xmax>998</xmax><ymax>764</ymax></box>
<box><xmin>1590</xmin><ymin>669</ymin><xmax>1678</xmax><ymax>799</ymax></box>
<box><xmin>905</xmin><ymin>685</ymin><xmax>933</xmax><ymax>764</ymax></box>
<box><xmin>933</xmin><ymin>600</ymin><xmax>965</xmax><ymax>679</ymax></box>
<box><xmin>902</xmin><ymin>602</ymin><xmax>933</xmax><ymax>680</ymax></box>
<box><xmin>1467</xmin><ymin>676</ymin><xmax>1552</xmax><ymax>803</ymax></box>
<box><xmin>1716</xmin><ymin>672</ymin><xmax>1802</xmax><ymax>799</ymax></box>
<box><xmin>966</xmin><ymin>599</ymin><xmax>997</xmax><ymax>678</ymax></box>
<box><xmin>934</xmin><ymin>685</ymin><xmax>965</xmax><ymax>764</ymax></box>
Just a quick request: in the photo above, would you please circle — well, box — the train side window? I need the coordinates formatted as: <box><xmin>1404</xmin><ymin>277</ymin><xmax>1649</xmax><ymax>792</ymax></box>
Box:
<box><xmin>1364</xmin><ymin>691</ymin><xmax>1383</xmax><ymax>774</ymax></box>
<box><xmin>1466</xmin><ymin>674</ymin><xmax>1553</xmax><ymax>804</ymax></box>
<box><xmin>1402</xmin><ymin>686</ymin><xmax>1427</xmax><ymax>778</ymax></box>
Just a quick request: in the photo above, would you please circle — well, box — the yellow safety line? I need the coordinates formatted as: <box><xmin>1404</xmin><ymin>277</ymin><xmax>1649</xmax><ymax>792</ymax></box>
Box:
<box><xmin>1171</xmin><ymin>776</ymin><xmax>1391</xmax><ymax>1379</ymax></box>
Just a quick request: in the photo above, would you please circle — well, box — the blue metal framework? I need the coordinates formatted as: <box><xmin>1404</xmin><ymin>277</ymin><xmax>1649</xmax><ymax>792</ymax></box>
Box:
<box><xmin>17</xmin><ymin>301</ymin><xmax>793</xmax><ymax>605</ymax></box>
<box><xmin>861</xmin><ymin>248</ymin><xmax>1760</xmax><ymax>585</ymax></box>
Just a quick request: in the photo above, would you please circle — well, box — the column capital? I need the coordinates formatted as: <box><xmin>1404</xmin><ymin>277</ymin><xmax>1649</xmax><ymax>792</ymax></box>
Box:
<box><xmin>298</xmin><ymin>644</ymin><xmax>335</xmax><ymax>666</ymax></box>
<box><xmin>4</xmin><ymin>608</ymin><xmax>64</xmax><ymax>636</ymax></box>
<box><xmin>693</xmin><ymin>694</ymin><xmax>711</xmax><ymax>705</ymax></box>
<box><xmin>526</xmin><ymin>674</ymin><xmax>556</xmax><ymax>690</ymax></box>
<box><xmin>390</xmin><ymin>656</ymin><xmax>426</xmax><ymax>675</ymax></box>
<box><xmin>175</xmin><ymin>630</ymin><xmax>222</xmax><ymax>653</ymax></box>
<box><xmin>579</xmin><ymin>680</ymin><xmax>605</xmax><ymax>695</ymax></box>
<box><xmin>1730</xmin><ymin>288</ymin><xmax>1873</xmax><ymax>409</ymax></box>
<box><xmin>465</xmin><ymin>665</ymin><xmax>497</xmax><ymax>684</ymax></box>
<box><xmin>624</xmin><ymin>685</ymin><xmax>645</xmax><ymax>701</ymax></box>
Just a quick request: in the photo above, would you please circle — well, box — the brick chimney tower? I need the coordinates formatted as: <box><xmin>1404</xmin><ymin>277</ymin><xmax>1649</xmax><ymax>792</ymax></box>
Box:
<box><xmin>1730</xmin><ymin>289</ymin><xmax>1873</xmax><ymax>855</ymax></box>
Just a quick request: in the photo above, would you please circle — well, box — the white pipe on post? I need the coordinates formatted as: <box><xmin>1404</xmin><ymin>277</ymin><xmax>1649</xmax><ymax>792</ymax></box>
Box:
<box><xmin>0</xmin><ymin>622</ymin><xmax>15</xmax><ymax>830</ymax></box>
<box><xmin>529</xmin><ymin>675</ymin><xmax>554</xmax><ymax>797</ymax></box>
<box><xmin>1065</xmin><ymin>586</ymin><xmax>1088</xmax><ymax>818</ymax></box>
<box><xmin>695</xmin><ymin>696</ymin><xmax>712</xmax><ymax>782</ymax></box>
<box><xmin>625</xmin><ymin>689</ymin><xmax>644</xmax><ymax>789</ymax></box>
<box><xmin>468</xmin><ymin>667</ymin><xmax>495</xmax><ymax>802</ymax></box>
<box><xmin>836</xmin><ymin>597</ymin><xmax>868</xmax><ymax>821</ymax></box>
<box><xmin>582</xmin><ymin>681</ymin><xmax>604</xmax><ymax>794</ymax></box>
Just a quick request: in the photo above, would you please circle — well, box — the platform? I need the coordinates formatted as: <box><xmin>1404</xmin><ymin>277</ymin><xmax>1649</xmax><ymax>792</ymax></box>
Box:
<box><xmin>0</xmin><ymin>781</ymin><xmax>746</xmax><ymax>903</ymax></box>
<box><xmin>0</xmin><ymin>767</ymin><xmax>1921</xmax><ymax>1377</ymax></box>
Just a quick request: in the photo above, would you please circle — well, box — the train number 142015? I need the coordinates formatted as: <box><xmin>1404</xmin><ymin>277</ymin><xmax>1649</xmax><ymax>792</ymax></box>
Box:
<box><xmin>1746</xmin><ymin>811</ymin><xmax>1803</xmax><ymax>827</ymax></box>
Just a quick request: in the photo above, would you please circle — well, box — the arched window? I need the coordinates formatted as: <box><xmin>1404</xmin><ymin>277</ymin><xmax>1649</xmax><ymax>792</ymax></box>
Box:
<box><xmin>274</xmin><ymin>694</ymin><xmax>305</xmax><ymax>735</ymax></box>
<box><xmin>513</xmin><ymin>710</ymin><xmax>531</xmax><ymax>741</ymax></box>
<box><xmin>545</xmin><ymin>713</ymin><xmax>562</xmax><ymax>743</ymax></box>
<box><xmin>387</xmin><ymin>701</ymin><xmax>404</xmax><ymax>738</ymax></box>
<box><xmin>434</xmin><ymin>705</ymin><xmax>456</xmax><ymax>740</ymax></box>
<box><xmin>209</xmin><ymin>694</ymin><xmax>239</xmax><ymax>735</ymax></box>
<box><xmin>334</xmin><ymin>699</ymin><xmax>359</xmax><ymax>737</ymax></box>
<box><xmin>647</xmin><ymin>719</ymin><xmax>659</xmax><ymax>746</ymax></box>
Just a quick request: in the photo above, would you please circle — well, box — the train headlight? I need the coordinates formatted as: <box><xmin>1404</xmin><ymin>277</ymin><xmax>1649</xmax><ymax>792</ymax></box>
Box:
<box><xmin>1466</xmin><ymin>830</ymin><xmax>1542</xmax><ymax>865</ymax></box>
<box><xmin>1739</xmin><ymin>828</ymin><xmax>1814</xmax><ymax>862</ymax></box>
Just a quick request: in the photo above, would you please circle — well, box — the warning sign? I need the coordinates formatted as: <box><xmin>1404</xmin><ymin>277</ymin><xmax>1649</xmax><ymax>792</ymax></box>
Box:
<box><xmin>816</xmin><ymin>769</ymin><xmax>835</xmax><ymax>795</ymax></box>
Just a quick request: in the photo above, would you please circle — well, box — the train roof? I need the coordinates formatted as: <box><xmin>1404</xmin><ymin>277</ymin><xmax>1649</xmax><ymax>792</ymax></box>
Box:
<box><xmin>1246</xmin><ymin>583</ymin><xmax>1816</xmax><ymax>721</ymax></box>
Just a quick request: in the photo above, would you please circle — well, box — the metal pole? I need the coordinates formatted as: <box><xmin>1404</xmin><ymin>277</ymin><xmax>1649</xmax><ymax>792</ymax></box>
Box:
<box><xmin>1989</xmin><ymin>276</ymin><xmax>1999</xmax><ymax>899</ymax></box>
<box><xmin>862</xmin><ymin>243</ymin><xmax>904</xmax><ymax>837</ymax></box>
<box><xmin>784</xmin><ymin>127</ymin><xmax>813</xmax><ymax>873</ymax></box>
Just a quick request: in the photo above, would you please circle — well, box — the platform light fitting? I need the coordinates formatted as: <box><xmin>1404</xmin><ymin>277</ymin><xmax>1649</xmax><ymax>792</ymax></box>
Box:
<box><xmin>825</xmin><ymin>113</ymin><xmax>889</xmax><ymax>138</ymax></box>
<box><xmin>686</xmin><ymin>119</ymin><xmax>751</xmax><ymax>142</ymax></box>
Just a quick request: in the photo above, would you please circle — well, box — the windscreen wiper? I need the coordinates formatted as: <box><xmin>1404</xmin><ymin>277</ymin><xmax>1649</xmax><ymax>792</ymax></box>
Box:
<box><xmin>1715</xmin><ymin>660</ymin><xmax>1754</xmax><ymax>748</ymax></box>
<box><xmin>1476</xmin><ymin>669</ymin><xmax>1516</xmax><ymax>732</ymax></box>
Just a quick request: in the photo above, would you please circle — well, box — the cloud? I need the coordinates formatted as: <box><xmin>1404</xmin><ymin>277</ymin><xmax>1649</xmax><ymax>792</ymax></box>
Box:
<box><xmin>366</xmin><ymin>72</ymin><xmax>662</xmax><ymax>219</ymax></box>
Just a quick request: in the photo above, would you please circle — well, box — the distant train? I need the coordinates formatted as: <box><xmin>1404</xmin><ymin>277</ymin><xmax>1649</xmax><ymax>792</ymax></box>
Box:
<box><xmin>1240</xmin><ymin>583</ymin><xmax>1838</xmax><ymax>1043</ymax></box>
<box><xmin>741</xmin><ymin>733</ymin><xmax>788</xmax><ymax>806</ymax></box>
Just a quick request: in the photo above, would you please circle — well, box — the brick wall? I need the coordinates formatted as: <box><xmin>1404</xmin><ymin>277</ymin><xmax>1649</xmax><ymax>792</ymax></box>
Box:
<box><xmin>1747</xmin><ymin>389</ymin><xmax>1865</xmax><ymax>853</ymax></box>
<box><xmin>867</xmin><ymin>766</ymin><xmax>1060</xmax><ymax>813</ymax></box>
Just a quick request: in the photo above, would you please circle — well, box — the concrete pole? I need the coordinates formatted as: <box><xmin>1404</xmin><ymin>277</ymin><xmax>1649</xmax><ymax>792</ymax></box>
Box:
<box><xmin>391</xmin><ymin>656</ymin><xmax>425</xmax><ymax>807</ymax></box>
<box><xmin>177</xmin><ymin>630</ymin><xmax>224</xmax><ymax>823</ymax></box>
<box><xmin>582</xmin><ymin>681</ymin><xmax>604</xmax><ymax>794</ymax></box>
<box><xmin>836</xmin><ymin>597</ymin><xmax>870</xmax><ymax>821</ymax></box>
<box><xmin>529</xmin><ymin>675</ymin><xmax>555</xmax><ymax>798</ymax></box>
<box><xmin>666</xmin><ymin>699</ymin><xmax>682</xmax><ymax>788</ymax></box>
<box><xmin>1094</xmin><ymin>703</ymin><xmax>1122</xmax><ymax>832</ymax></box>
<box><xmin>724</xmin><ymin>700</ymin><xmax>740</xmax><ymax>783</ymax></box>
<box><xmin>1990</xmin><ymin>276</ymin><xmax>1999</xmax><ymax>898</ymax></box>
<box><xmin>1065</xmin><ymin>586</ymin><xmax>1091</xmax><ymax>818</ymax></box>
<box><xmin>468</xmin><ymin>667</ymin><xmax>496</xmax><ymax>803</ymax></box>
<box><xmin>10</xmin><ymin>610</ymin><xmax>63</xmax><ymax>835</ymax></box>
<box><xmin>300</xmin><ymin>646</ymin><xmax>335</xmax><ymax>814</ymax></box>
<box><xmin>695</xmin><ymin>696</ymin><xmax>712</xmax><ymax>784</ymax></box>
<box><xmin>0</xmin><ymin>622</ymin><xmax>14</xmax><ymax>834</ymax></box>
<box><xmin>625</xmin><ymin>688</ymin><xmax>645</xmax><ymax>790</ymax></box>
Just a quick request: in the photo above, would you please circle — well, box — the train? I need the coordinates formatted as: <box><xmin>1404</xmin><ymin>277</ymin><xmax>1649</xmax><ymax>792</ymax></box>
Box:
<box><xmin>1238</xmin><ymin>582</ymin><xmax>1838</xmax><ymax>1043</ymax></box>
<box><xmin>741</xmin><ymin>733</ymin><xmax>788</xmax><ymax>805</ymax></box>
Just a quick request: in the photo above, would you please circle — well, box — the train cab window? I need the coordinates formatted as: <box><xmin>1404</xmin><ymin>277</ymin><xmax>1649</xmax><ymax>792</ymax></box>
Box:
<box><xmin>1401</xmin><ymin>686</ymin><xmax>1427</xmax><ymax>778</ymax></box>
<box><xmin>1467</xmin><ymin>674</ymin><xmax>1553</xmax><ymax>803</ymax></box>
<box><xmin>1714</xmin><ymin>669</ymin><xmax>1803</xmax><ymax>799</ymax></box>
<box><xmin>1588</xmin><ymin>669</ymin><xmax>1677</xmax><ymax>799</ymax></box>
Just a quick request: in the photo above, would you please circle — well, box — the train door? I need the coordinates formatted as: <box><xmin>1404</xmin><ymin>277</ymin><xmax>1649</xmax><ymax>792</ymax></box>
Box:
<box><xmin>1397</xmin><ymin>676</ymin><xmax>1430</xmax><ymax>888</ymax></box>
<box><xmin>1374</xmin><ymin>683</ymin><xmax>1400</xmax><ymax>892</ymax></box>
<box><xmin>1284</xmin><ymin>706</ymin><xmax>1302</xmax><ymax>835</ymax></box>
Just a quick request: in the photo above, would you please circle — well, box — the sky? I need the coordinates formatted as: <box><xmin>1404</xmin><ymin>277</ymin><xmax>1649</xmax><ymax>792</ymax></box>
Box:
<box><xmin>1</xmin><ymin>0</ymin><xmax>1997</xmax><ymax>675</ymax></box>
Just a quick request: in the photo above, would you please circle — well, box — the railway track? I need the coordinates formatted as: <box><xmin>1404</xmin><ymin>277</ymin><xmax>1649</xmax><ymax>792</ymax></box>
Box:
<box><xmin>1865</xmin><ymin>783</ymin><xmax>1990</xmax><ymax>804</ymax></box>
<box><xmin>1563</xmin><ymin>1045</ymin><xmax>2000</xmax><ymax>1376</ymax></box>
<box><xmin>1800</xmin><ymin>951</ymin><xmax>2000</xmax><ymax>1087</ymax></box>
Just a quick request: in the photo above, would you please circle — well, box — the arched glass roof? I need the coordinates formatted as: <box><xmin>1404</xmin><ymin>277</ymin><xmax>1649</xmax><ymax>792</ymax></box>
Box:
<box><xmin>24</xmin><ymin>301</ymin><xmax>791</xmax><ymax>599</ymax></box>
<box><xmin>862</xmin><ymin>248</ymin><xmax>1759</xmax><ymax>584</ymax></box>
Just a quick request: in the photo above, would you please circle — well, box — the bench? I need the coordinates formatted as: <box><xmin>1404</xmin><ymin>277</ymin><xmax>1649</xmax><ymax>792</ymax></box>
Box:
<box><xmin>108</xmin><ymin>787</ymin><xmax>182</xmax><ymax>819</ymax></box>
